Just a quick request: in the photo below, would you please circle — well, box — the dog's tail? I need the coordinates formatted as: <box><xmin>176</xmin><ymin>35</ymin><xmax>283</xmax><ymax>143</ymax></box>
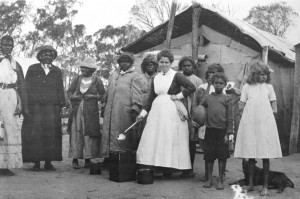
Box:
<box><xmin>286</xmin><ymin>178</ymin><xmax>294</xmax><ymax>188</ymax></box>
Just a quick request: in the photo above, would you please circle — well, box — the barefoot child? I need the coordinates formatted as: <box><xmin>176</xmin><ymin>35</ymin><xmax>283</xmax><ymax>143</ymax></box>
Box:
<box><xmin>201</xmin><ymin>72</ymin><xmax>233</xmax><ymax>190</ymax></box>
<box><xmin>195</xmin><ymin>64</ymin><xmax>225</xmax><ymax>182</ymax></box>
<box><xmin>234</xmin><ymin>61</ymin><xmax>282</xmax><ymax>196</ymax></box>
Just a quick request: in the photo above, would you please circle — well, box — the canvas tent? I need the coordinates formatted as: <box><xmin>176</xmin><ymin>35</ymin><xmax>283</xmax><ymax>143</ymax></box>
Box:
<box><xmin>121</xmin><ymin>4</ymin><xmax>296</xmax><ymax>155</ymax></box>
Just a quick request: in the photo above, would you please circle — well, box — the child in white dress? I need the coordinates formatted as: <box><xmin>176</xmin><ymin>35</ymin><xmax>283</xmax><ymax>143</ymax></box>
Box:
<box><xmin>234</xmin><ymin>61</ymin><xmax>282</xmax><ymax>196</ymax></box>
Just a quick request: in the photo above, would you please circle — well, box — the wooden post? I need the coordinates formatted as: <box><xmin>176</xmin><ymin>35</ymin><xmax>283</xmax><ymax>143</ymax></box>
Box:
<box><xmin>165</xmin><ymin>0</ymin><xmax>177</xmax><ymax>49</ymax></box>
<box><xmin>289</xmin><ymin>43</ymin><xmax>300</xmax><ymax>155</ymax></box>
<box><xmin>192</xmin><ymin>2</ymin><xmax>202</xmax><ymax>61</ymax></box>
<box><xmin>262</xmin><ymin>46</ymin><xmax>268</xmax><ymax>64</ymax></box>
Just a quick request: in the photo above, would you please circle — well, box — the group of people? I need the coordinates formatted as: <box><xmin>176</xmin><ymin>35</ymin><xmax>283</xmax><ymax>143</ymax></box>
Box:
<box><xmin>0</xmin><ymin>35</ymin><xmax>282</xmax><ymax>196</ymax></box>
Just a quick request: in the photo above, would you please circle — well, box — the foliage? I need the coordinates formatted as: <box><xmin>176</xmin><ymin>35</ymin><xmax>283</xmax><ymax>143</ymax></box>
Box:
<box><xmin>130</xmin><ymin>0</ymin><xmax>189</xmax><ymax>31</ymax></box>
<box><xmin>244</xmin><ymin>2</ymin><xmax>298</xmax><ymax>37</ymax></box>
<box><xmin>1</xmin><ymin>0</ymin><xmax>145</xmax><ymax>88</ymax></box>
<box><xmin>0</xmin><ymin>0</ymin><xmax>30</xmax><ymax>49</ymax></box>
<box><xmin>0</xmin><ymin>0</ymin><xmax>28</xmax><ymax>35</ymax></box>
<box><xmin>93</xmin><ymin>24</ymin><xmax>145</xmax><ymax>79</ymax></box>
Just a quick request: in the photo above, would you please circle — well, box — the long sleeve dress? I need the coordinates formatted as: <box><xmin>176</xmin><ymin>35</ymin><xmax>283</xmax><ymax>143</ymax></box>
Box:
<box><xmin>22</xmin><ymin>63</ymin><xmax>65</xmax><ymax>162</ymax></box>
<box><xmin>0</xmin><ymin>58</ymin><xmax>25</xmax><ymax>169</ymax></box>
<box><xmin>136</xmin><ymin>69</ymin><xmax>196</xmax><ymax>170</ymax></box>
<box><xmin>67</xmin><ymin>75</ymin><xmax>105</xmax><ymax>159</ymax></box>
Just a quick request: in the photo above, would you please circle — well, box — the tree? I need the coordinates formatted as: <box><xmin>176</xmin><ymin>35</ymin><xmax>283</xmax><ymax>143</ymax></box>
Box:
<box><xmin>93</xmin><ymin>24</ymin><xmax>145</xmax><ymax>78</ymax></box>
<box><xmin>20</xmin><ymin>0</ymin><xmax>88</xmax><ymax>88</ymax></box>
<box><xmin>0</xmin><ymin>0</ymin><xmax>31</xmax><ymax>54</ymax></box>
<box><xmin>244</xmin><ymin>2</ymin><xmax>298</xmax><ymax>37</ymax></box>
<box><xmin>130</xmin><ymin>0</ymin><xmax>189</xmax><ymax>31</ymax></box>
<box><xmin>0</xmin><ymin>0</ymin><xmax>29</xmax><ymax>35</ymax></box>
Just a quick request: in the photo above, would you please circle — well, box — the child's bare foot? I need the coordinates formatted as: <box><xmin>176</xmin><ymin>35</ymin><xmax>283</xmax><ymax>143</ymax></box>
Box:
<box><xmin>260</xmin><ymin>187</ymin><xmax>269</xmax><ymax>196</ymax></box>
<box><xmin>199</xmin><ymin>175</ymin><xmax>208</xmax><ymax>182</ymax></box>
<box><xmin>203</xmin><ymin>179</ymin><xmax>212</xmax><ymax>188</ymax></box>
<box><xmin>242</xmin><ymin>185</ymin><xmax>254</xmax><ymax>193</ymax></box>
<box><xmin>216</xmin><ymin>180</ymin><xmax>224</xmax><ymax>190</ymax></box>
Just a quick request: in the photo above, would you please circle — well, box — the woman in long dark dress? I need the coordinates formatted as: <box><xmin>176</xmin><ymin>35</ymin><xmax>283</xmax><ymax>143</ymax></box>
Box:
<box><xmin>136</xmin><ymin>50</ymin><xmax>196</xmax><ymax>179</ymax></box>
<box><xmin>22</xmin><ymin>46</ymin><xmax>65</xmax><ymax>171</ymax></box>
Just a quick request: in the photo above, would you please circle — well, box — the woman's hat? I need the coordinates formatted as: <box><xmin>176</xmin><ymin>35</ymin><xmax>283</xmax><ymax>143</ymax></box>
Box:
<box><xmin>78</xmin><ymin>57</ymin><xmax>98</xmax><ymax>69</ymax></box>
<box><xmin>117</xmin><ymin>53</ymin><xmax>134</xmax><ymax>64</ymax></box>
<box><xmin>36</xmin><ymin>45</ymin><xmax>57</xmax><ymax>62</ymax></box>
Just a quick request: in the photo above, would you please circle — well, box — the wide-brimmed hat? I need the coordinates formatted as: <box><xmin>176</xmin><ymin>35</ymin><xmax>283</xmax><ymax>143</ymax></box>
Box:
<box><xmin>78</xmin><ymin>57</ymin><xmax>98</xmax><ymax>69</ymax></box>
<box><xmin>117</xmin><ymin>53</ymin><xmax>134</xmax><ymax>64</ymax></box>
<box><xmin>36</xmin><ymin>45</ymin><xmax>57</xmax><ymax>62</ymax></box>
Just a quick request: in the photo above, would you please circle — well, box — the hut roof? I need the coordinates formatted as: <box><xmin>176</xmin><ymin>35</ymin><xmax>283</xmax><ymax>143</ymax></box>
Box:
<box><xmin>122</xmin><ymin>4</ymin><xmax>295</xmax><ymax>63</ymax></box>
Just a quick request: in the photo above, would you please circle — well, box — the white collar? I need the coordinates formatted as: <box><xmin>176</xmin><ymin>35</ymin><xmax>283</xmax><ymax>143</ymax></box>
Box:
<box><xmin>42</xmin><ymin>63</ymin><xmax>52</xmax><ymax>69</ymax></box>
<box><xmin>120</xmin><ymin>66</ymin><xmax>135</xmax><ymax>76</ymax></box>
<box><xmin>161</xmin><ymin>68</ymin><xmax>174</xmax><ymax>76</ymax></box>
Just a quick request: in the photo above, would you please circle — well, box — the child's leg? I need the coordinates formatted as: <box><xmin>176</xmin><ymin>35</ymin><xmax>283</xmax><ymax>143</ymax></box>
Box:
<box><xmin>244</xmin><ymin>158</ymin><xmax>255</xmax><ymax>192</ymax></box>
<box><xmin>223</xmin><ymin>160</ymin><xmax>227</xmax><ymax>179</ymax></box>
<box><xmin>216</xmin><ymin>159</ymin><xmax>225</xmax><ymax>190</ymax></box>
<box><xmin>199</xmin><ymin>161</ymin><xmax>208</xmax><ymax>181</ymax></box>
<box><xmin>190</xmin><ymin>140</ymin><xmax>197</xmax><ymax>169</ymax></box>
<box><xmin>203</xmin><ymin>161</ymin><xmax>214</xmax><ymax>188</ymax></box>
<box><xmin>261</xmin><ymin>159</ymin><xmax>270</xmax><ymax>196</ymax></box>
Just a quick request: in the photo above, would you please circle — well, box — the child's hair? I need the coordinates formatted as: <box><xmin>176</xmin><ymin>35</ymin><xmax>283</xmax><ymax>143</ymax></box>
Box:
<box><xmin>211</xmin><ymin>72</ymin><xmax>228</xmax><ymax>84</ymax></box>
<box><xmin>246</xmin><ymin>61</ymin><xmax>271</xmax><ymax>84</ymax></box>
<box><xmin>178</xmin><ymin>56</ymin><xmax>197</xmax><ymax>71</ymax></box>
<box><xmin>205</xmin><ymin>63</ymin><xmax>224</xmax><ymax>80</ymax></box>
<box><xmin>157</xmin><ymin>49</ymin><xmax>174</xmax><ymax>63</ymax></box>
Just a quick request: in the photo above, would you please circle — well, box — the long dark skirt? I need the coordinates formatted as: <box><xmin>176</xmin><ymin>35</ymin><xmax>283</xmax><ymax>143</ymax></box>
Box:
<box><xmin>22</xmin><ymin>104</ymin><xmax>62</xmax><ymax>162</ymax></box>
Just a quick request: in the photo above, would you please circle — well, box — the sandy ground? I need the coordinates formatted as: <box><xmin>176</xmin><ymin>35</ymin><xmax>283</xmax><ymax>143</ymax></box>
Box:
<box><xmin>0</xmin><ymin>135</ymin><xmax>299</xmax><ymax>199</ymax></box>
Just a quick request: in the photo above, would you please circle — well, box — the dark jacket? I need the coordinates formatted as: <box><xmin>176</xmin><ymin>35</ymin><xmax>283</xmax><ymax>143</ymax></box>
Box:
<box><xmin>67</xmin><ymin>75</ymin><xmax>105</xmax><ymax>136</ymax></box>
<box><xmin>25</xmin><ymin>63</ymin><xmax>65</xmax><ymax>106</ymax></box>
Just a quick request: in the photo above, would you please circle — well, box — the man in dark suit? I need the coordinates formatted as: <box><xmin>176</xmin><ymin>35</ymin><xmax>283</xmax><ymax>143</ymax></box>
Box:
<box><xmin>22</xmin><ymin>46</ymin><xmax>65</xmax><ymax>171</ymax></box>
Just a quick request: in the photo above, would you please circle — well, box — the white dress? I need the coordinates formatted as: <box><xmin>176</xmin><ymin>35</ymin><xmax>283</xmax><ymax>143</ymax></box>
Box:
<box><xmin>0</xmin><ymin>58</ymin><xmax>23</xmax><ymax>168</ymax></box>
<box><xmin>234</xmin><ymin>83</ymin><xmax>282</xmax><ymax>159</ymax></box>
<box><xmin>136</xmin><ymin>69</ymin><xmax>191</xmax><ymax>169</ymax></box>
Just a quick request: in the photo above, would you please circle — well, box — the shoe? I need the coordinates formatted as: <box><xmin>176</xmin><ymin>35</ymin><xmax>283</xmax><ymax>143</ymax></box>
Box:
<box><xmin>72</xmin><ymin>162</ymin><xmax>80</xmax><ymax>169</ymax></box>
<box><xmin>44</xmin><ymin>162</ymin><xmax>56</xmax><ymax>171</ymax></box>
<box><xmin>32</xmin><ymin>162</ymin><xmax>40</xmax><ymax>171</ymax></box>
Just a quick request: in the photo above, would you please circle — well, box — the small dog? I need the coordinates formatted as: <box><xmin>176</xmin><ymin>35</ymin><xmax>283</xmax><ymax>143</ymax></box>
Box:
<box><xmin>230</xmin><ymin>159</ymin><xmax>294</xmax><ymax>193</ymax></box>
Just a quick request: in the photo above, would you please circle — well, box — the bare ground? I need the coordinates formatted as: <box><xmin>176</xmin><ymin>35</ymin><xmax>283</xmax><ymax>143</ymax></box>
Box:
<box><xmin>0</xmin><ymin>135</ymin><xmax>299</xmax><ymax>199</ymax></box>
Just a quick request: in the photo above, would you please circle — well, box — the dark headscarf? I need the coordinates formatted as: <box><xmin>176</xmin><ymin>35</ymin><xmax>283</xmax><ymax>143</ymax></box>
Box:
<box><xmin>117</xmin><ymin>53</ymin><xmax>134</xmax><ymax>64</ymax></box>
<box><xmin>36</xmin><ymin>45</ymin><xmax>58</xmax><ymax>62</ymax></box>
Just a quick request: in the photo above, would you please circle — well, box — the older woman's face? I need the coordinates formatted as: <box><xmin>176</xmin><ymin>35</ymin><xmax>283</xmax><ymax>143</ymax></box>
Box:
<box><xmin>119</xmin><ymin>60</ymin><xmax>132</xmax><ymax>71</ymax></box>
<box><xmin>159</xmin><ymin>57</ymin><xmax>171</xmax><ymax>73</ymax></box>
<box><xmin>80</xmin><ymin>66</ymin><xmax>93</xmax><ymax>77</ymax></box>
<box><xmin>1</xmin><ymin>39</ymin><xmax>13</xmax><ymax>56</ymax></box>
<box><xmin>40</xmin><ymin>50</ymin><xmax>54</xmax><ymax>64</ymax></box>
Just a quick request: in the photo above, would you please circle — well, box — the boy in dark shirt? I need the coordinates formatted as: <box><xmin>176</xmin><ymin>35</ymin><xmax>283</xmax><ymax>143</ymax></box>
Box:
<box><xmin>201</xmin><ymin>72</ymin><xmax>233</xmax><ymax>190</ymax></box>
